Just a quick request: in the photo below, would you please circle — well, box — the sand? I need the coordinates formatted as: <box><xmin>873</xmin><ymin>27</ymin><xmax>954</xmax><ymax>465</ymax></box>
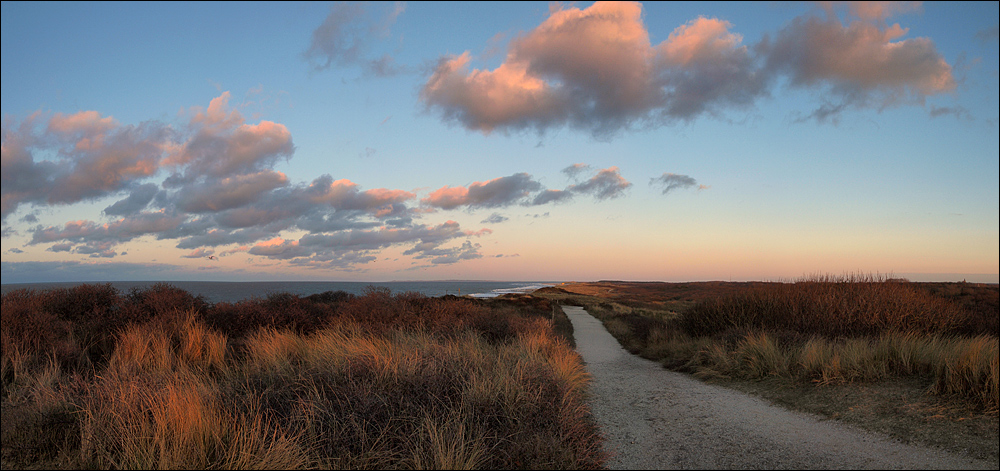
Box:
<box><xmin>562</xmin><ymin>305</ymin><xmax>996</xmax><ymax>470</ymax></box>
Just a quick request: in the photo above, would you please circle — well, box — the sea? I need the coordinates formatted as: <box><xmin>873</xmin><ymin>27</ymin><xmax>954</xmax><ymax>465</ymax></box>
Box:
<box><xmin>0</xmin><ymin>280</ymin><xmax>558</xmax><ymax>304</ymax></box>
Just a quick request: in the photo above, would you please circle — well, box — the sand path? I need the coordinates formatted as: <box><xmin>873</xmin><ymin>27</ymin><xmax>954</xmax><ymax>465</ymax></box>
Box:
<box><xmin>562</xmin><ymin>305</ymin><xmax>995</xmax><ymax>470</ymax></box>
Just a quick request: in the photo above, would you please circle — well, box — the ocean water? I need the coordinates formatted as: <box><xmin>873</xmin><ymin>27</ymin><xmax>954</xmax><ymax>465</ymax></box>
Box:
<box><xmin>0</xmin><ymin>280</ymin><xmax>557</xmax><ymax>304</ymax></box>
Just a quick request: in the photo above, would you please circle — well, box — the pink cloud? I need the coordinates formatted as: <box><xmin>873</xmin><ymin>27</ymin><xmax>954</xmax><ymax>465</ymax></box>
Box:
<box><xmin>421</xmin><ymin>1</ymin><xmax>762</xmax><ymax>137</ymax></box>
<box><xmin>464</xmin><ymin>228</ymin><xmax>493</xmax><ymax>238</ymax></box>
<box><xmin>422</xmin><ymin>1</ymin><xmax>954</xmax><ymax>133</ymax></box>
<box><xmin>182</xmin><ymin>248</ymin><xmax>215</xmax><ymax>259</ymax></box>
<box><xmin>47</xmin><ymin>110</ymin><xmax>117</xmax><ymax>136</ymax></box>
<box><xmin>422</xmin><ymin>173</ymin><xmax>542</xmax><ymax>209</ymax></box>
<box><xmin>189</xmin><ymin>91</ymin><xmax>243</xmax><ymax>132</ymax></box>
<box><xmin>166</xmin><ymin>94</ymin><xmax>294</xmax><ymax>179</ymax></box>
<box><xmin>248</xmin><ymin>237</ymin><xmax>311</xmax><ymax>260</ymax></box>
<box><xmin>2</xmin><ymin>114</ymin><xmax>170</xmax><ymax>218</ymax></box>
<box><xmin>422</xmin><ymin>185</ymin><xmax>470</xmax><ymax>210</ymax></box>
<box><xmin>816</xmin><ymin>1</ymin><xmax>923</xmax><ymax>22</ymax></box>
<box><xmin>320</xmin><ymin>178</ymin><xmax>415</xmax><ymax>211</ymax></box>
<box><xmin>657</xmin><ymin>17</ymin><xmax>744</xmax><ymax>67</ymax></box>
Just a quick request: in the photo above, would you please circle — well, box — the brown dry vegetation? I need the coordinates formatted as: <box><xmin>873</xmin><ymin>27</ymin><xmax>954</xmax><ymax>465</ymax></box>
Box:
<box><xmin>1</xmin><ymin>284</ymin><xmax>604</xmax><ymax>470</ymax></box>
<box><xmin>536</xmin><ymin>276</ymin><xmax>999</xmax><ymax>462</ymax></box>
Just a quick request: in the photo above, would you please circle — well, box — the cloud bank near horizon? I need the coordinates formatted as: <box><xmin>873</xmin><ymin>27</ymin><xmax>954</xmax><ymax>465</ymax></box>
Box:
<box><xmin>2</xmin><ymin>93</ymin><xmax>673</xmax><ymax>273</ymax></box>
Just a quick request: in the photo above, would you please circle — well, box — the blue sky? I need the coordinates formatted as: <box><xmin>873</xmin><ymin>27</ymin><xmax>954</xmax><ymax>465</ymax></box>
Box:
<box><xmin>2</xmin><ymin>1</ymin><xmax>997</xmax><ymax>283</ymax></box>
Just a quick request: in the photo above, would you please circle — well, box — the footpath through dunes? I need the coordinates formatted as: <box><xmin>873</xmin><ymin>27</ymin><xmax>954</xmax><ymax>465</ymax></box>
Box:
<box><xmin>562</xmin><ymin>305</ymin><xmax>996</xmax><ymax>470</ymax></box>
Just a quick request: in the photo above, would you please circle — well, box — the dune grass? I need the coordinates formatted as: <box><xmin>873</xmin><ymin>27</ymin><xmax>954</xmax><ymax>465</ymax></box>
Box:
<box><xmin>540</xmin><ymin>275</ymin><xmax>999</xmax><ymax>411</ymax></box>
<box><xmin>535</xmin><ymin>277</ymin><xmax>999</xmax><ymax>462</ymax></box>
<box><xmin>1</xmin><ymin>284</ymin><xmax>604</xmax><ymax>470</ymax></box>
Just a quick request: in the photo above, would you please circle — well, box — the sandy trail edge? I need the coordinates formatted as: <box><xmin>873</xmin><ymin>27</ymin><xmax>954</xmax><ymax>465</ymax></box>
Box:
<box><xmin>562</xmin><ymin>305</ymin><xmax>996</xmax><ymax>470</ymax></box>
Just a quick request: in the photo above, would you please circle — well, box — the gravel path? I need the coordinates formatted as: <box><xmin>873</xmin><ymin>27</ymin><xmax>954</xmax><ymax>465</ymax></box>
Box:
<box><xmin>563</xmin><ymin>305</ymin><xmax>995</xmax><ymax>470</ymax></box>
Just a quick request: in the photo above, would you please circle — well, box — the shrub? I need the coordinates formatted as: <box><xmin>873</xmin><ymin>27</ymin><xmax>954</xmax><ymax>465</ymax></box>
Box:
<box><xmin>681</xmin><ymin>275</ymin><xmax>976</xmax><ymax>338</ymax></box>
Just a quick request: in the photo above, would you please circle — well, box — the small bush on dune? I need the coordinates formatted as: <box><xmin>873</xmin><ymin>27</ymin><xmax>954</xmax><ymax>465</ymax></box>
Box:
<box><xmin>123</xmin><ymin>283</ymin><xmax>208</xmax><ymax>323</ymax></box>
<box><xmin>205</xmin><ymin>292</ymin><xmax>337</xmax><ymax>338</ymax></box>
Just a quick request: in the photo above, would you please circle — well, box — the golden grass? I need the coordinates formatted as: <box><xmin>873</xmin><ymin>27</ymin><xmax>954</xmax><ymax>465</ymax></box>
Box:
<box><xmin>2</xmin><ymin>287</ymin><xmax>605</xmax><ymax>469</ymax></box>
<box><xmin>682</xmin><ymin>331</ymin><xmax>1000</xmax><ymax>411</ymax></box>
<box><xmin>410</xmin><ymin>414</ymin><xmax>487</xmax><ymax>470</ymax></box>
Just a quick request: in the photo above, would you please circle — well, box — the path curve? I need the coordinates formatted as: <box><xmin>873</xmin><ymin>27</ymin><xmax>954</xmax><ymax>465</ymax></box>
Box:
<box><xmin>562</xmin><ymin>305</ymin><xmax>995</xmax><ymax>470</ymax></box>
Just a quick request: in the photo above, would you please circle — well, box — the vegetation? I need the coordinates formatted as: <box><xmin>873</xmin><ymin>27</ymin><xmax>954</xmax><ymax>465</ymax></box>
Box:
<box><xmin>1</xmin><ymin>283</ymin><xmax>605</xmax><ymax>470</ymax></box>
<box><xmin>535</xmin><ymin>275</ymin><xmax>999</xmax><ymax>461</ymax></box>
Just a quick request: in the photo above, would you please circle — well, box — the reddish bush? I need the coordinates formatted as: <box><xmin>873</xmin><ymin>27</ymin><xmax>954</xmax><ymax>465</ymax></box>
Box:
<box><xmin>681</xmin><ymin>278</ymin><xmax>979</xmax><ymax>338</ymax></box>
<box><xmin>123</xmin><ymin>283</ymin><xmax>208</xmax><ymax>323</ymax></box>
<box><xmin>1</xmin><ymin>288</ymin><xmax>78</xmax><ymax>363</ymax></box>
<box><xmin>203</xmin><ymin>292</ymin><xmax>337</xmax><ymax>337</ymax></box>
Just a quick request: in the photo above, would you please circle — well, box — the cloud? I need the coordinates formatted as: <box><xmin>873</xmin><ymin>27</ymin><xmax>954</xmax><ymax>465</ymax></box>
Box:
<box><xmin>561</xmin><ymin>163</ymin><xmax>592</xmax><ymax>180</ymax></box>
<box><xmin>1</xmin><ymin>260</ymin><xmax>185</xmax><ymax>283</ymax></box>
<box><xmin>164</xmin><ymin>92</ymin><xmax>294</xmax><ymax>180</ymax></box>
<box><xmin>304</xmin><ymin>1</ymin><xmax>408</xmax><ymax>76</ymax></box>
<box><xmin>175</xmin><ymin>171</ymin><xmax>289</xmax><ymax>213</ymax></box>
<box><xmin>182</xmin><ymin>248</ymin><xmax>215</xmax><ymax>259</ymax></box>
<box><xmin>530</xmin><ymin>189</ymin><xmax>574</xmax><ymax>205</ymax></box>
<box><xmin>2</xmin><ymin>111</ymin><xmax>171</xmax><ymax>221</ymax></box>
<box><xmin>481</xmin><ymin>213</ymin><xmax>508</xmax><ymax>224</ymax></box>
<box><xmin>5</xmin><ymin>94</ymin><xmax>635</xmax><ymax>274</ymax></box>
<box><xmin>423</xmin><ymin>166</ymin><xmax>630</xmax><ymax>210</ymax></box>
<box><xmin>975</xmin><ymin>24</ymin><xmax>999</xmax><ymax>44</ymax></box>
<box><xmin>104</xmin><ymin>183</ymin><xmax>160</xmax><ymax>216</ymax></box>
<box><xmin>420</xmin><ymin>2</ymin><xmax>765</xmax><ymax>138</ymax></box>
<box><xmin>30</xmin><ymin>211</ymin><xmax>187</xmax><ymax>247</ymax></box>
<box><xmin>421</xmin><ymin>1</ymin><xmax>956</xmax><ymax>134</ymax></box>
<box><xmin>2</xmin><ymin>92</ymin><xmax>294</xmax><ymax>223</ymax></box>
<box><xmin>235</xmin><ymin>220</ymin><xmax>489</xmax><ymax>268</ymax></box>
<box><xmin>427</xmin><ymin>240</ymin><xmax>483</xmax><ymax>265</ymax></box>
<box><xmin>815</xmin><ymin>1</ymin><xmax>923</xmax><ymax>22</ymax></box>
<box><xmin>422</xmin><ymin>173</ymin><xmax>542</xmax><ymax>210</ymax></box>
<box><xmin>654</xmin><ymin>17</ymin><xmax>767</xmax><ymax>120</ymax></box>
<box><xmin>247</xmin><ymin>237</ymin><xmax>312</xmax><ymax>260</ymax></box>
<box><xmin>650</xmin><ymin>173</ymin><xmax>699</xmax><ymax>195</ymax></box>
<box><xmin>568</xmin><ymin>166</ymin><xmax>632</xmax><ymax>200</ymax></box>
<box><xmin>929</xmin><ymin>105</ymin><xmax>974</xmax><ymax>121</ymax></box>
<box><xmin>73</xmin><ymin>241</ymin><xmax>120</xmax><ymax>258</ymax></box>
<box><xmin>758</xmin><ymin>4</ymin><xmax>955</xmax><ymax>122</ymax></box>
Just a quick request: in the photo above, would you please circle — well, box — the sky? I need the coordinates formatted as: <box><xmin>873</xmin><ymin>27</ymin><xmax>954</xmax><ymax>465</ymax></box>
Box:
<box><xmin>1</xmin><ymin>1</ymin><xmax>997</xmax><ymax>284</ymax></box>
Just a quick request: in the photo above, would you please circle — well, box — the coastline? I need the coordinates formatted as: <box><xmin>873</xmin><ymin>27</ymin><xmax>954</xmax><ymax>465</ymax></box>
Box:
<box><xmin>0</xmin><ymin>280</ymin><xmax>557</xmax><ymax>304</ymax></box>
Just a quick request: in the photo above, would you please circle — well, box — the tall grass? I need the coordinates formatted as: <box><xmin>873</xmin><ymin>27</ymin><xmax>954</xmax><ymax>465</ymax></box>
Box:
<box><xmin>543</xmin><ymin>275</ymin><xmax>999</xmax><ymax>411</ymax></box>
<box><xmin>681</xmin><ymin>274</ymin><xmax>985</xmax><ymax>338</ymax></box>
<box><xmin>681</xmin><ymin>331</ymin><xmax>1000</xmax><ymax>409</ymax></box>
<box><xmin>1</xmin><ymin>284</ymin><xmax>604</xmax><ymax>470</ymax></box>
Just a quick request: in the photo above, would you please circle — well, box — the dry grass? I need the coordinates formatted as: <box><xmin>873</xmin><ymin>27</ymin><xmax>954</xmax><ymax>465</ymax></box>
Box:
<box><xmin>1</xmin><ymin>284</ymin><xmax>604</xmax><ymax>470</ymax></box>
<box><xmin>537</xmin><ymin>276</ymin><xmax>999</xmax><ymax>411</ymax></box>
<box><xmin>536</xmin><ymin>278</ymin><xmax>999</xmax><ymax>462</ymax></box>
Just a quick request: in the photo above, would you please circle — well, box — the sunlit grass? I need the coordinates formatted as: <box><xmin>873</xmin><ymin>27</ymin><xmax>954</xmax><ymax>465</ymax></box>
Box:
<box><xmin>1</xmin><ymin>284</ymin><xmax>604</xmax><ymax>469</ymax></box>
